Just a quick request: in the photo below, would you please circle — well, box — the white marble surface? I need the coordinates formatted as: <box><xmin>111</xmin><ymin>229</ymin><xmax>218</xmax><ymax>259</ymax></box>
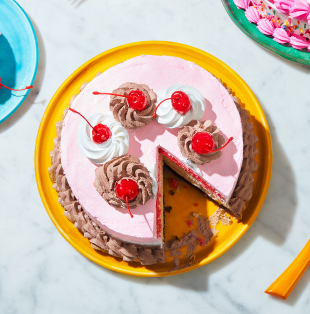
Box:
<box><xmin>1</xmin><ymin>0</ymin><xmax>310</xmax><ymax>313</ymax></box>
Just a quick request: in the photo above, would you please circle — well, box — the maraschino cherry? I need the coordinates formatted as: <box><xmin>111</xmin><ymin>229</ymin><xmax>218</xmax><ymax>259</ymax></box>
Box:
<box><xmin>93</xmin><ymin>90</ymin><xmax>147</xmax><ymax>111</ymax></box>
<box><xmin>115</xmin><ymin>179</ymin><xmax>139</xmax><ymax>218</ymax></box>
<box><xmin>152</xmin><ymin>91</ymin><xmax>191</xmax><ymax>118</ymax></box>
<box><xmin>0</xmin><ymin>77</ymin><xmax>33</xmax><ymax>91</ymax></box>
<box><xmin>191</xmin><ymin>132</ymin><xmax>234</xmax><ymax>154</ymax></box>
<box><xmin>69</xmin><ymin>108</ymin><xmax>112</xmax><ymax>144</ymax></box>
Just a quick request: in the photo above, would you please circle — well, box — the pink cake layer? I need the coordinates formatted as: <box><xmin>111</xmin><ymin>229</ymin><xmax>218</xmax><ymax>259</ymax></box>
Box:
<box><xmin>61</xmin><ymin>55</ymin><xmax>243</xmax><ymax>246</ymax></box>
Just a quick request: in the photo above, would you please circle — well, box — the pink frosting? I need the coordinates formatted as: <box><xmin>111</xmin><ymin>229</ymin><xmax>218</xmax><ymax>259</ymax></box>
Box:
<box><xmin>273</xmin><ymin>27</ymin><xmax>291</xmax><ymax>44</ymax></box>
<box><xmin>290</xmin><ymin>0</ymin><xmax>310</xmax><ymax>21</ymax></box>
<box><xmin>290</xmin><ymin>33</ymin><xmax>309</xmax><ymax>49</ymax></box>
<box><xmin>257</xmin><ymin>18</ymin><xmax>275</xmax><ymax>35</ymax></box>
<box><xmin>274</xmin><ymin>0</ymin><xmax>294</xmax><ymax>14</ymax></box>
<box><xmin>233</xmin><ymin>0</ymin><xmax>250</xmax><ymax>9</ymax></box>
<box><xmin>245</xmin><ymin>6</ymin><xmax>260</xmax><ymax>23</ymax></box>
<box><xmin>61</xmin><ymin>55</ymin><xmax>244</xmax><ymax>245</ymax></box>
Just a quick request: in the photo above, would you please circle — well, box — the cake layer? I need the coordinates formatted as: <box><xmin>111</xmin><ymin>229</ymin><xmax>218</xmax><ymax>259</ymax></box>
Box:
<box><xmin>60</xmin><ymin>55</ymin><xmax>244</xmax><ymax>246</ymax></box>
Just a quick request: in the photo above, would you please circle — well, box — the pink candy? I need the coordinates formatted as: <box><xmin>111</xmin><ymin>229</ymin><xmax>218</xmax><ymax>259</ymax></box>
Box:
<box><xmin>274</xmin><ymin>0</ymin><xmax>294</xmax><ymax>14</ymax></box>
<box><xmin>273</xmin><ymin>28</ymin><xmax>291</xmax><ymax>44</ymax></box>
<box><xmin>233</xmin><ymin>0</ymin><xmax>250</xmax><ymax>10</ymax></box>
<box><xmin>245</xmin><ymin>6</ymin><xmax>260</xmax><ymax>24</ymax></box>
<box><xmin>257</xmin><ymin>19</ymin><xmax>275</xmax><ymax>35</ymax></box>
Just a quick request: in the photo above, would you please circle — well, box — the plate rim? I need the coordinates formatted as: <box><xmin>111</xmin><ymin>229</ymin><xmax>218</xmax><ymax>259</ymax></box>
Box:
<box><xmin>0</xmin><ymin>0</ymin><xmax>39</xmax><ymax>123</ymax></box>
<box><xmin>35</xmin><ymin>40</ymin><xmax>273</xmax><ymax>277</ymax></box>
<box><xmin>221</xmin><ymin>0</ymin><xmax>310</xmax><ymax>66</ymax></box>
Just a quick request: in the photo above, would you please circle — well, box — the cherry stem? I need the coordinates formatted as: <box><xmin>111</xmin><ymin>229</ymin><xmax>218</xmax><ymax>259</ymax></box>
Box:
<box><xmin>152</xmin><ymin>97</ymin><xmax>178</xmax><ymax>118</ymax></box>
<box><xmin>0</xmin><ymin>82</ymin><xmax>33</xmax><ymax>91</ymax></box>
<box><xmin>126</xmin><ymin>196</ymin><xmax>134</xmax><ymax>218</ymax></box>
<box><xmin>206</xmin><ymin>137</ymin><xmax>234</xmax><ymax>153</ymax></box>
<box><xmin>93</xmin><ymin>91</ymin><xmax>134</xmax><ymax>99</ymax></box>
<box><xmin>68</xmin><ymin>108</ymin><xmax>97</xmax><ymax>133</ymax></box>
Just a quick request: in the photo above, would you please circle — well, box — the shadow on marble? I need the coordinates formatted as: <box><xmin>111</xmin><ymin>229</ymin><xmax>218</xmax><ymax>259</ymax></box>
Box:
<box><xmin>256</xmin><ymin>44</ymin><xmax>310</xmax><ymax>72</ymax></box>
<box><xmin>255</xmin><ymin>97</ymin><xmax>297</xmax><ymax>247</ymax></box>
<box><xmin>0</xmin><ymin>17</ymin><xmax>46</xmax><ymax>134</ymax></box>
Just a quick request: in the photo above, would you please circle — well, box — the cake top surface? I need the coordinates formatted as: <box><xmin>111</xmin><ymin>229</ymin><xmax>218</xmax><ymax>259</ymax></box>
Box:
<box><xmin>61</xmin><ymin>55</ymin><xmax>243</xmax><ymax>245</ymax></box>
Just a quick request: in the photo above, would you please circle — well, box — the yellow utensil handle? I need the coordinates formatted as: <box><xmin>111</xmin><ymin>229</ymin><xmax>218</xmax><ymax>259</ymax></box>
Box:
<box><xmin>265</xmin><ymin>239</ymin><xmax>310</xmax><ymax>300</ymax></box>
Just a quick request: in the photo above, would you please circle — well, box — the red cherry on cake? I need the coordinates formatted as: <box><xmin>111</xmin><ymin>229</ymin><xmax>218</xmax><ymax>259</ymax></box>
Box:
<box><xmin>127</xmin><ymin>90</ymin><xmax>147</xmax><ymax>111</ymax></box>
<box><xmin>192</xmin><ymin>132</ymin><xmax>234</xmax><ymax>154</ymax></box>
<box><xmin>0</xmin><ymin>77</ymin><xmax>33</xmax><ymax>91</ymax></box>
<box><xmin>69</xmin><ymin>108</ymin><xmax>112</xmax><ymax>144</ymax></box>
<box><xmin>115</xmin><ymin>179</ymin><xmax>139</xmax><ymax>218</ymax></box>
<box><xmin>192</xmin><ymin>132</ymin><xmax>215</xmax><ymax>154</ymax></box>
<box><xmin>92</xmin><ymin>123</ymin><xmax>112</xmax><ymax>144</ymax></box>
<box><xmin>171</xmin><ymin>91</ymin><xmax>191</xmax><ymax>115</ymax></box>
<box><xmin>93</xmin><ymin>90</ymin><xmax>147</xmax><ymax>111</ymax></box>
<box><xmin>152</xmin><ymin>90</ymin><xmax>191</xmax><ymax>118</ymax></box>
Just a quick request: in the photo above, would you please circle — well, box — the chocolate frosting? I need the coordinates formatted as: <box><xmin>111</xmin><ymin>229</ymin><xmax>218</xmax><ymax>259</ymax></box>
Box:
<box><xmin>177</xmin><ymin>120</ymin><xmax>225</xmax><ymax>165</ymax></box>
<box><xmin>218</xmin><ymin>79</ymin><xmax>258</xmax><ymax>218</ymax></box>
<box><xmin>109</xmin><ymin>82</ymin><xmax>157</xmax><ymax>129</ymax></box>
<box><xmin>94</xmin><ymin>155</ymin><xmax>153</xmax><ymax>209</ymax></box>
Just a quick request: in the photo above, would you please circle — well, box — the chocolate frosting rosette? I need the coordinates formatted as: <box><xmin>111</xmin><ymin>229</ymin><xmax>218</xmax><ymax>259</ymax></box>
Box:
<box><xmin>177</xmin><ymin>120</ymin><xmax>225</xmax><ymax>165</ymax></box>
<box><xmin>94</xmin><ymin>155</ymin><xmax>153</xmax><ymax>209</ymax></box>
<box><xmin>109</xmin><ymin>82</ymin><xmax>157</xmax><ymax>129</ymax></box>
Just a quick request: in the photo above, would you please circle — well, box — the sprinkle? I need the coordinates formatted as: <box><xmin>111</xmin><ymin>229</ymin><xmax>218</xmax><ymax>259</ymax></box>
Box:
<box><xmin>187</xmin><ymin>220</ymin><xmax>192</xmax><ymax>227</ymax></box>
<box><xmin>297</xmin><ymin>21</ymin><xmax>300</xmax><ymax>25</ymax></box>
<box><xmin>300</xmin><ymin>28</ymin><xmax>303</xmax><ymax>33</ymax></box>
<box><xmin>168</xmin><ymin>178</ymin><xmax>179</xmax><ymax>189</ymax></box>
<box><xmin>198</xmin><ymin>238</ymin><xmax>205</xmax><ymax>246</ymax></box>
<box><xmin>183</xmin><ymin>185</ymin><xmax>187</xmax><ymax>189</ymax></box>
<box><xmin>193</xmin><ymin>203</ymin><xmax>199</xmax><ymax>207</ymax></box>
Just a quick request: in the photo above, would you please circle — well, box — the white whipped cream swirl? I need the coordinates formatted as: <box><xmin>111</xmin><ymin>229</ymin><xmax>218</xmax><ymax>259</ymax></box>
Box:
<box><xmin>78</xmin><ymin>113</ymin><xmax>129</xmax><ymax>164</ymax></box>
<box><xmin>155</xmin><ymin>84</ymin><xmax>206</xmax><ymax>128</ymax></box>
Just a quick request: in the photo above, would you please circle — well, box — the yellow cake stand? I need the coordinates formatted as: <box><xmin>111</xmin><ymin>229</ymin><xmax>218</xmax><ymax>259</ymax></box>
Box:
<box><xmin>35</xmin><ymin>41</ymin><xmax>272</xmax><ymax>277</ymax></box>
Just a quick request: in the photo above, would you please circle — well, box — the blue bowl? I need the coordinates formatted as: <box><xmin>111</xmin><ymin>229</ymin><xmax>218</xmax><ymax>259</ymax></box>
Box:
<box><xmin>0</xmin><ymin>0</ymin><xmax>39</xmax><ymax>123</ymax></box>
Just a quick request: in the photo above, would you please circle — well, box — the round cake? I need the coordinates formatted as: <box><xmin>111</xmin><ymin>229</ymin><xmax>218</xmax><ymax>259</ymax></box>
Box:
<box><xmin>233</xmin><ymin>0</ymin><xmax>310</xmax><ymax>50</ymax></box>
<box><xmin>49</xmin><ymin>55</ymin><xmax>258</xmax><ymax>265</ymax></box>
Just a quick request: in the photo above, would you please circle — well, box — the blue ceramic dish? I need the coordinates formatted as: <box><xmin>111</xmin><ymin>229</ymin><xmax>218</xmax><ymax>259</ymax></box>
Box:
<box><xmin>0</xmin><ymin>0</ymin><xmax>39</xmax><ymax>123</ymax></box>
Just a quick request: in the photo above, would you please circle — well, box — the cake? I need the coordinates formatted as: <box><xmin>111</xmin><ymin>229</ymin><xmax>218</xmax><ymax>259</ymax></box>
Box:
<box><xmin>49</xmin><ymin>55</ymin><xmax>258</xmax><ymax>265</ymax></box>
<box><xmin>233</xmin><ymin>0</ymin><xmax>310</xmax><ymax>50</ymax></box>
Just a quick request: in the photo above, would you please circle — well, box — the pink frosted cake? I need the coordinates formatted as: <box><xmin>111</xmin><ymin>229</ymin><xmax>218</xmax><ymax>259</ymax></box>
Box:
<box><xmin>49</xmin><ymin>55</ymin><xmax>258</xmax><ymax>265</ymax></box>
<box><xmin>233</xmin><ymin>0</ymin><xmax>310</xmax><ymax>50</ymax></box>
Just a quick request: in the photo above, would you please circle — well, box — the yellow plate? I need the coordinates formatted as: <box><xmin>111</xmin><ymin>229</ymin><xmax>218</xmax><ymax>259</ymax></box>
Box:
<box><xmin>35</xmin><ymin>41</ymin><xmax>272</xmax><ymax>277</ymax></box>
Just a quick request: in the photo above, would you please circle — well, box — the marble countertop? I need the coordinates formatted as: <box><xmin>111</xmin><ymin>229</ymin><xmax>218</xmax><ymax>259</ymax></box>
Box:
<box><xmin>1</xmin><ymin>0</ymin><xmax>310</xmax><ymax>313</ymax></box>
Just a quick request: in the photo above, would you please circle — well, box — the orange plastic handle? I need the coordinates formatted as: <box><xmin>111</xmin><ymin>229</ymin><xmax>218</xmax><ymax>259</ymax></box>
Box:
<box><xmin>265</xmin><ymin>239</ymin><xmax>310</xmax><ymax>300</ymax></box>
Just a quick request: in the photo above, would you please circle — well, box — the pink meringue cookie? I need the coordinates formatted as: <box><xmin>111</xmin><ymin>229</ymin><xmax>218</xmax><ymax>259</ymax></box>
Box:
<box><xmin>290</xmin><ymin>33</ymin><xmax>309</xmax><ymax>49</ymax></box>
<box><xmin>257</xmin><ymin>19</ymin><xmax>275</xmax><ymax>35</ymax></box>
<box><xmin>273</xmin><ymin>27</ymin><xmax>291</xmax><ymax>44</ymax></box>
<box><xmin>274</xmin><ymin>0</ymin><xmax>294</xmax><ymax>14</ymax></box>
<box><xmin>290</xmin><ymin>0</ymin><xmax>310</xmax><ymax>21</ymax></box>
<box><xmin>245</xmin><ymin>6</ymin><xmax>260</xmax><ymax>23</ymax></box>
<box><xmin>233</xmin><ymin>0</ymin><xmax>250</xmax><ymax>10</ymax></box>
